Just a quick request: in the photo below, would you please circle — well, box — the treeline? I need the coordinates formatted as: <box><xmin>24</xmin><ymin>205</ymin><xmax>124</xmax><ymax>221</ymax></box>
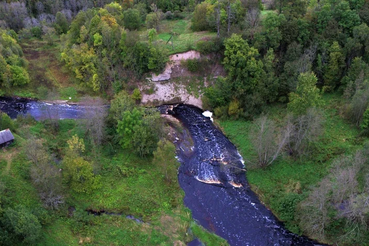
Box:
<box><xmin>0</xmin><ymin>0</ymin><xmax>114</xmax><ymax>32</ymax></box>
<box><xmin>60</xmin><ymin>2</ymin><xmax>167</xmax><ymax>92</ymax></box>
<box><xmin>202</xmin><ymin>0</ymin><xmax>369</xmax><ymax>125</ymax></box>
<box><xmin>0</xmin><ymin>29</ymin><xmax>30</xmax><ymax>95</ymax></box>
<box><xmin>0</xmin><ymin>0</ymin><xmax>196</xmax><ymax>33</ymax></box>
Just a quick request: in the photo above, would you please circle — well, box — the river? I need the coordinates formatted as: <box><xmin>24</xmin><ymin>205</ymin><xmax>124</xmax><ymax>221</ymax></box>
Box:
<box><xmin>0</xmin><ymin>97</ymin><xmax>99</xmax><ymax>120</ymax></box>
<box><xmin>1</xmin><ymin>97</ymin><xmax>323</xmax><ymax>246</ymax></box>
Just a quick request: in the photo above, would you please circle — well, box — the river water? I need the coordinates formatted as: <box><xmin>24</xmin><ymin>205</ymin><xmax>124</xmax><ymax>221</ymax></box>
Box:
<box><xmin>167</xmin><ymin>104</ymin><xmax>322</xmax><ymax>246</ymax></box>
<box><xmin>1</xmin><ymin>98</ymin><xmax>323</xmax><ymax>246</ymax></box>
<box><xmin>0</xmin><ymin>97</ymin><xmax>95</xmax><ymax>120</ymax></box>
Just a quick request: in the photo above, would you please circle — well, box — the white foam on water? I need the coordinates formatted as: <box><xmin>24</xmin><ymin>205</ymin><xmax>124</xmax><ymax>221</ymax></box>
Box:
<box><xmin>195</xmin><ymin>175</ymin><xmax>222</xmax><ymax>185</ymax></box>
<box><xmin>237</xmin><ymin>151</ymin><xmax>245</xmax><ymax>167</ymax></box>
<box><xmin>202</xmin><ymin>111</ymin><xmax>213</xmax><ymax>122</ymax></box>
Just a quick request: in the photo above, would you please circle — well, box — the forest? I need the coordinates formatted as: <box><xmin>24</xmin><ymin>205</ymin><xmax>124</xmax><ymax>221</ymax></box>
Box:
<box><xmin>0</xmin><ymin>0</ymin><xmax>369</xmax><ymax>245</ymax></box>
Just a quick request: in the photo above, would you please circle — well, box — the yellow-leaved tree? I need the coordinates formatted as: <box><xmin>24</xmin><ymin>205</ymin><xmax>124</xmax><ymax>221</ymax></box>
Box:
<box><xmin>63</xmin><ymin>135</ymin><xmax>100</xmax><ymax>193</ymax></box>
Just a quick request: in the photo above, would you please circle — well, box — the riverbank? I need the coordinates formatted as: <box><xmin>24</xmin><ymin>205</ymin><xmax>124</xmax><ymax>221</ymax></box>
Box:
<box><xmin>0</xmin><ymin>101</ymin><xmax>228</xmax><ymax>246</ymax></box>
<box><xmin>218</xmin><ymin>94</ymin><xmax>362</xmax><ymax>245</ymax></box>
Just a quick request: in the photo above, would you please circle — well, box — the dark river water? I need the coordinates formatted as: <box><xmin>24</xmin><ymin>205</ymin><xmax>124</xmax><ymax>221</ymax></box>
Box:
<box><xmin>0</xmin><ymin>97</ymin><xmax>93</xmax><ymax>120</ymax></box>
<box><xmin>1</xmin><ymin>97</ymin><xmax>323</xmax><ymax>246</ymax></box>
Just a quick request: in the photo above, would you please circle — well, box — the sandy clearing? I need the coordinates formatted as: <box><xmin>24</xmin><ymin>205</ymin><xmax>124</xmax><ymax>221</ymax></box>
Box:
<box><xmin>151</xmin><ymin>50</ymin><xmax>201</xmax><ymax>82</ymax></box>
<box><xmin>143</xmin><ymin>50</ymin><xmax>203</xmax><ymax>108</ymax></box>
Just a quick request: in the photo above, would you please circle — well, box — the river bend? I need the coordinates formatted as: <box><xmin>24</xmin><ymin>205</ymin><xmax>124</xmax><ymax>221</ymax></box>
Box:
<box><xmin>1</xmin><ymin>98</ymin><xmax>323</xmax><ymax>246</ymax></box>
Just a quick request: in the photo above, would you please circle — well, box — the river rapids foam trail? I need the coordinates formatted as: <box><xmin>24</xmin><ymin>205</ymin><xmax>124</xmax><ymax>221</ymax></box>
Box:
<box><xmin>166</xmin><ymin>104</ymin><xmax>323</xmax><ymax>246</ymax></box>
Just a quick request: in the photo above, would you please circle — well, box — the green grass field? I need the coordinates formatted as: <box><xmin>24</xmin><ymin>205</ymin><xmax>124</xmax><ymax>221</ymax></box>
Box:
<box><xmin>157</xmin><ymin>19</ymin><xmax>217</xmax><ymax>54</ymax></box>
<box><xmin>0</xmin><ymin>118</ymin><xmax>228</xmax><ymax>245</ymax></box>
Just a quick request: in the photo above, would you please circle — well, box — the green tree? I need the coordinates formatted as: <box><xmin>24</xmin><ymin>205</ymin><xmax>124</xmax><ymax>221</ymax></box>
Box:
<box><xmin>263</xmin><ymin>13</ymin><xmax>286</xmax><ymax>50</ymax></box>
<box><xmin>360</xmin><ymin>107</ymin><xmax>369</xmax><ymax>130</ymax></box>
<box><xmin>109</xmin><ymin>90</ymin><xmax>135</xmax><ymax>124</ymax></box>
<box><xmin>223</xmin><ymin>34</ymin><xmax>265</xmax><ymax>97</ymax></box>
<box><xmin>131</xmin><ymin>88</ymin><xmax>142</xmax><ymax>102</ymax></box>
<box><xmin>146</xmin><ymin>12</ymin><xmax>161</xmax><ymax>31</ymax></box>
<box><xmin>123</xmin><ymin>8</ymin><xmax>141</xmax><ymax>30</ymax></box>
<box><xmin>324</xmin><ymin>41</ymin><xmax>345</xmax><ymax>91</ymax></box>
<box><xmin>3</xmin><ymin>205</ymin><xmax>42</xmax><ymax>245</ymax></box>
<box><xmin>316</xmin><ymin>3</ymin><xmax>334</xmax><ymax>34</ymax></box>
<box><xmin>63</xmin><ymin>135</ymin><xmax>100</xmax><ymax>194</ymax></box>
<box><xmin>63</xmin><ymin>156</ymin><xmax>100</xmax><ymax>194</ymax></box>
<box><xmin>54</xmin><ymin>12</ymin><xmax>69</xmax><ymax>35</ymax></box>
<box><xmin>191</xmin><ymin>2</ymin><xmax>211</xmax><ymax>31</ymax></box>
<box><xmin>262</xmin><ymin>48</ymin><xmax>279</xmax><ymax>103</ymax></box>
<box><xmin>117</xmin><ymin>107</ymin><xmax>143</xmax><ymax>149</ymax></box>
<box><xmin>288</xmin><ymin>72</ymin><xmax>323</xmax><ymax>115</ymax></box>
<box><xmin>117</xmin><ymin>107</ymin><xmax>162</xmax><ymax>156</ymax></box>
<box><xmin>61</xmin><ymin>43</ymin><xmax>100</xmax><ymax>91</ymax></box>
<box><xmin>334</xmin><ymin>0</ymin><xmax>361</xmax><ymax>33</ymax></box>
<box><xmin>0</xmin><ymin>55</ymin><xmax>10</xmax><ymax>89</ymax></box>
<box><xmin>0</xmin><ymin>113</ymin><xmax>15</xmax><ymax>131</ymax></box>
<box><xmin>124</xmin><ymin>42</ymin><xmax>167</xmax><ymax>75</ymax></box>
<box><xmin>9</xmin><ymin>66</ymin><xmax>30</xmax><ymax>86</ymax></box>
<box><xmin>147</xmin><ymin>28</ymin><xmax>157</xmax><ymax>44</ymax></box>
<box><xmin>342</xmin><ymin>57</ymin><xmax>369</xmax><ymax>95</ymax></box>
<box><xmin>93</xmin><ymin>33</ymin><xmax>103</xmax><ymax>47</ymax></box>
<box><xmin>152</xmin><ymin>140</ymin><xmax>179</xmax><ymax>184</ymax></box>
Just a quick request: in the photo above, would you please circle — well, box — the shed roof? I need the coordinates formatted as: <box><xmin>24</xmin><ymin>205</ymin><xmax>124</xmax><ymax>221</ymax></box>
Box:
<box><xmin>0</xmin><ymin>129</ymin><xmax>14</xmax><ymax>145</ymax></box>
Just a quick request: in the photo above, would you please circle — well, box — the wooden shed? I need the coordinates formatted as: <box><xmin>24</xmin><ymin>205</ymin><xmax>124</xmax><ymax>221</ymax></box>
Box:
<box><xmin>0</xmin><ymin>129</ymin><xmax>14</xmax><ymax>148</ymax></box>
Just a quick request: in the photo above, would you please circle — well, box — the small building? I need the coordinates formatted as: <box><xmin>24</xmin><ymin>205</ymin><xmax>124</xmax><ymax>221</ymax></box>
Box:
<box><xmin>0</xmin><ymin>129</ymin><xmax>14</xmax><ymax>148</ymax></box>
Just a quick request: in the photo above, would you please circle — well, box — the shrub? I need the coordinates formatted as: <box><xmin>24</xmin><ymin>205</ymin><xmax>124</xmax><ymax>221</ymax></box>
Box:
<box><xmin>183</xmin><ymin>59</ymin><xmax>200</xmax><ymax>72</ymax></box>
<box><xmin>228</xmin><ymin>100</ymin><xmax>241</xmax><ymax>118</ymax></box>
<box><xmin>214</xmin><ymin>106</ymin><xmax>228</xmax><ymax>119</ymax></box>
<box><xmin>361</xmin><ymin>107</ymin><xmax>369</xmax><ymax>130</ymax></box>
<box><xmin>191</xmin><ymin>2</ymin><xmax>211</xmax><ymax>31</ymax></box>
<box><xmin>0</xmin><ymin>112</ymin><xmax>15</xmax><ymax>131</ymax></box>
<box><xmin>9</xmin><ymin>65</ymin><xmax>30</xmax><ymax>86</ymax></box>
<box><xmin>196</xmin><ymin>39</ymin><xmax>223</xmax><ymax>54</ymax></box>
<box><xmin>123</xmin><ymin>8</ymin><xmax>141</xmax><ymax>30</ymax></box>
<box><xmin>30</xmin><ymin>26</ymin><xmax>42</xmax><ymax>39</ymax></box>
<box><xmin>3</xmin><ymin>205</ymin><xmax>42</xmax><ymax>245</ymax></box>
<box><xmin>131</xmin><ymin>88</ymin><xmax>142</xmax><ymax>102</ymax></box>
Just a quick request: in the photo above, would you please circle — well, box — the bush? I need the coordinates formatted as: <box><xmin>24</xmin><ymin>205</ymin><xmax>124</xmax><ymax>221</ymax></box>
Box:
<box><xmin>191</xmin><ymin>2</ymin><xmax>211</xmax><ymax>31</ymax></box>
<box><xmin>30</xmin><ymin>26</ymin><xmax>42</xmax><ymax>39</ymax></box>
<box><xmin>131</xmin><ymin>88</ymin><xmax>142</xmax><ymax>102</ymax></box>
<box><xmin>196</xmin><ymin>39</ymin><xmax>222</xmax><ymax>54</ymax></box>
<box><xmin>361</xmin><ymin>107</ymin><xmax>369</xmax><ymax>130</ymax></box>
<box><xmin>164</xmin><ymin>11</ymin><xmax>174</xmax><ymax>20</ymax></box>
<box><xmin>214</xmin><ymin>106</ymin><xmax>228</xmax><ymax>119</ymax></box>
<box><xmin>228</xmin><ymin>100</ymin><xmax>241</xmax><ymax>118</ymax></box>
<box><xmin>123</xmin><ymin>8</ymin><xmax>141</xmax><ymax>30</ymax></box>
<box><xmin>9</xmin><ymin>66</ymin><xmax>30</xmax><ymax>86</ymax></box>
<box><xmin>276</xmin><ymin>193</ymin><xmax>303</xmax><ymax>222</ymax></box>
<box><xmin>183</xmin><ymin>59</ymin><xmax>200</xmax><ymax>72</ymax></box>
<box><xmin>0</xmin><ymin>112</ymin><xmax>15</xmax><ymax>131</ymax></box>
<box><xmin>3</xmin><ymin>205</ymin><xmax>42</xmax><ymax>245</ymax></box>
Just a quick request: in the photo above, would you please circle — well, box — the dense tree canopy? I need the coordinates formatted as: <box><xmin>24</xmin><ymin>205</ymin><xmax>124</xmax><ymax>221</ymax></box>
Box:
<box><xmin>0</xmin><ymin>29</ymin><xmax>29</xmax><ymax>93</ymax></box>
